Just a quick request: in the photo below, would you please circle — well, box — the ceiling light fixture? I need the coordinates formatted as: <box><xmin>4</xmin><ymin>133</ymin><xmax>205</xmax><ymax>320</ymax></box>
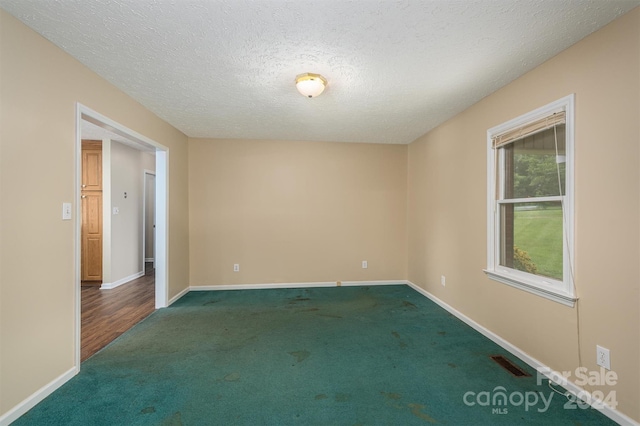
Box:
<box><xmin>295</xmin><ymin>73</ymin><xmax>327</xmax><ymax>98</ymax></box>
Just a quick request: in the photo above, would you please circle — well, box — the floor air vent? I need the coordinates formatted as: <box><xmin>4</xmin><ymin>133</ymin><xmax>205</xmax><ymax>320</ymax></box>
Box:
<box><xmin>490</xmin><ymin>355</ymin><xmax>531</xmax><ymax>377</ymax></box>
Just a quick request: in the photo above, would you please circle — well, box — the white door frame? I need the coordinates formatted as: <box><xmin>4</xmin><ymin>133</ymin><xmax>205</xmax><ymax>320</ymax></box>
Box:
<box><xmin>75</xmin><ymin>103</ymin><xmax>169</xmax><ymax>368</ymax></box>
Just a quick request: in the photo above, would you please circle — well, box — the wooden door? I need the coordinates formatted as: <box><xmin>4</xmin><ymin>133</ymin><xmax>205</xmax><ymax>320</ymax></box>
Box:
<box><xmin>81</xmin><ymin>141</ymin><xmax>103</xmax><ymax>283</ymax></box>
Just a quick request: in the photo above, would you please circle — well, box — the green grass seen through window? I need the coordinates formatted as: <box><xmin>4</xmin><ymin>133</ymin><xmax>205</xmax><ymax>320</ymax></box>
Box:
<box><xmin>513</xmin><ymin>208</ymin><xmax>563</xmax><ymax>280</ymax></box>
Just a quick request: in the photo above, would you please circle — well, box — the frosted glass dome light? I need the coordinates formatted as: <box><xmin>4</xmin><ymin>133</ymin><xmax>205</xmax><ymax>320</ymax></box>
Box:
<box><xmin>295</xmin><ymin>73</ymin><xmax>327</xmax><ymax>98</ymax></box>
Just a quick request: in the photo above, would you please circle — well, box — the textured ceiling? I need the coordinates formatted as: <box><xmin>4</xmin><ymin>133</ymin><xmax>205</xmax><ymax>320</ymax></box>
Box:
<box><xmin>2</xmin><ymin>0</ymin><xmax>638</xmax><ymax>144</ymax></box>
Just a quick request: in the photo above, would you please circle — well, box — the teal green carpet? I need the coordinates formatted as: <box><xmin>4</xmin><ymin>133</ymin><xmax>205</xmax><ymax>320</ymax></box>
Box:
<box><xmin>15</xmin><ymin>285</ymin><xmax>616</xmax><ymax>425</ymax></box>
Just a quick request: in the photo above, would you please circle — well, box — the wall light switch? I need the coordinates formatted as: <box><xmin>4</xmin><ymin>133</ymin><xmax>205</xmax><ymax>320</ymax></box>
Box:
<box><xmin>62</xmin><ymin>203</ymin><xmax>72</xmax><ymax>220</ymax></box>
<box><xmin>362</xmin><ymin>260</ymin><xmax>368</xmax><ymax>269</ymax></box>
<box><xmin>113</xmin><ymin>207</ymin><xmax>119</xmax><ymax>215</ymax></box>
<box><xmin>233</xmin><ymin>264</ymin><xmax>240</xmax><ymax>272</ymax></box>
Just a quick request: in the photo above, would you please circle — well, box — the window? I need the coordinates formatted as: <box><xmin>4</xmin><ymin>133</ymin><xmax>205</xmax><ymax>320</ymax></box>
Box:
<box><xmin>485</xmin><ymin>95</ymin><xmax>575</xmax><ymax>306</ymax></box>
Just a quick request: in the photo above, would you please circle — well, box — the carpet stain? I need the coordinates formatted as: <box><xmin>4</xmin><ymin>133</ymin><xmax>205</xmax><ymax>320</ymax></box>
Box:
<box><xmin>380</xmin><ymin>391</ymin><xmax>407</xmax><ymax>410</ymax></box>
<box><xmin>317</xmin><ymin>313</ymin><xmax>342</xmax><ymax>319</ymax></box>
<box><xmin>295</xmin><ymin>308</ymin><xmax>320</xmax><ymax>313</ymax></box>
<box><xmin>407</xmin><ymin>403</ymin><xmax>437</xmax><ymax>423</ymax></box>
<box><xmin>391</xmin><ymin>331</ymin><xmax>407</xmax><ymax>348</ymax></box>
<box><xmin>289</xmin><ymin>350</ymin><xmax>310</xmax><ymax>362</ymax></box>
<box><xmin>315</xmin><ymin>394</ymin><xmax>328</xmax><ymax>400</ymax></box>
<box><xmin>381</xmin><ymin>391</ymin><xmax>402</xmax><ymax>400</ymax></box>
<box><xmin>448</xmin><ymin>363</ymin><xmax>457</xmax><ymax>368</ymax></box>
<box><xmin>141</xmin><ymin>406</ymin><xmax>155</xmax><ymax>414</ymax></box>
<box><xmin>203</xmin><ymin>300</ymin><xmax>219</xmax><ymax>305</ymax></box>
<box><xmin>437</xmin><ymin>331</ymin><xmax>446</xmax><ymax>336</ymax></box>
<box><xmin>382</xmin><ymin>392</ymin><xmax>435</xmax><ymax>422</ymax></box>
<box><xmin>161</xmin><ymin>411</ymin><xmax>183</xmax><ymax>426</ymax></box>
<box><xmin>335</xmin><ymin>393</ymin><xmax>351</xmax><ymax>402</ymax></box>
<box><xmin>288</xmin><ymin>297</ymin><xmax>311</xmax><ymax>304</ymax></box>
<box><xmin>224</xmin><ymin>372</ymin><xmax>241</xmax><ymax>382</ymax></box>
<box><xmin>402</xmin><ymin>300</ymin><xmax>417</xmax><ymax>309</ymax></box>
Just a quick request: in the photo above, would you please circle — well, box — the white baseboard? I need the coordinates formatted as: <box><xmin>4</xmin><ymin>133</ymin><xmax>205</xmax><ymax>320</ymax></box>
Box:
<box><xmin>168</xmin><ymin>286</ymin><xmax>190</xmax><ymax>306</ymax></box>
<box><xmin>0</xmin><ymin>367</ymin><xmax>78</xmax><ymax>426</ymax></box>
<box><xmin>100</xmin><ymin>270</ymin><xmax>145</xmax><ymax>290</ymax></box>
<box><xmin>405</xmin><ymin>280</ymin><xmax>638</xmax><ymax>426</ymax></box>
<box><xmin>188</xmin><ymin>280</ymin><xmax>405</xmax><ymax>292</ymax></box>
<box><xmin>341</xmin><ymin>280</ymin><xmax>405</xmax><ymax>287</ymax></box>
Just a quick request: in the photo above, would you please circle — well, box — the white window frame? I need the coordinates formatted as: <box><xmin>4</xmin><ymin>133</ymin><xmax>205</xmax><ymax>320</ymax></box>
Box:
<box><xmin>485</xmin><ymin>95</ymin><xmax>576</xmax><ymax>307</ymax></box>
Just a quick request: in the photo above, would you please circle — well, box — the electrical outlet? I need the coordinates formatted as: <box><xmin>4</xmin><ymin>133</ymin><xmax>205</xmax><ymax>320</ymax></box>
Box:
<box><xmin>233</xmin><ymin>264</ymin><xmax>240</xmax><ymax>272</ymax></box>
<box><xmin>441</xmin><ymin>275</ymin><xmax>446</xmax><ymax>286</ymax></box>
<box><xmin>596</xmin><ymin>345</ymin><xmax>610</xmax><ymax>370</ymax></box>
<box><xmin>362</xmin><ymin>260</ymin><xmax>368</xmax><ymax>269</ymax></box>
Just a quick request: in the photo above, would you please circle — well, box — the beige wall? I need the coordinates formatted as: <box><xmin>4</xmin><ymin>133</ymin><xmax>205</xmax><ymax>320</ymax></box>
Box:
<box><xmin>0</xmin><ymin>10</ymin><xmax>190</xmax><ymax>416</ymax></box>
<box><xmin>189</xmin><ymin>138</ymin><xmax>407</xmax><ymax>286</ymax></box>
<box><xmin>407</xmin><ymin>8</ymin><xmax>639</xmax><ymax>421</ymax></box>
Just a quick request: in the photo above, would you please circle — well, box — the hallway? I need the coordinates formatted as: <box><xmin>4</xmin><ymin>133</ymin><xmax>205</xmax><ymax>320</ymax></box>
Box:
<box><xmin>81</xmin><ymin>263</ymin><xmax>155</xmax><ymax>361</ymax></box>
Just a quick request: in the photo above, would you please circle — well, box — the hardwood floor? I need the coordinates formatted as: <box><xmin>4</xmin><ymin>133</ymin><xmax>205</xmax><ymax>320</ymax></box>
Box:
<box><xmin>81</xmin><ymin>263</ymin><xmax>155</xmax><ymax>362</ymax></box>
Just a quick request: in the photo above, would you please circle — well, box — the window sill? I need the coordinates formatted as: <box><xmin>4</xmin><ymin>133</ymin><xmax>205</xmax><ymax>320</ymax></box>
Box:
<box><xmin>484</xmin><ymin>269</ymin><xmax>576</xmax><ymax>307</ymax></box>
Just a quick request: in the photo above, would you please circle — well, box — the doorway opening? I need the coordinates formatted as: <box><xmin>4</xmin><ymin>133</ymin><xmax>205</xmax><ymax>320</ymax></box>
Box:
<box><xmin>76</xmin><ymin>104</ymin><xmax>169</xmax><ymax>367</ymax></box>
<box><xmin>143</xmin><ymin>171</ymin><xmax>156</xmax><ymax>269</ymax></box>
